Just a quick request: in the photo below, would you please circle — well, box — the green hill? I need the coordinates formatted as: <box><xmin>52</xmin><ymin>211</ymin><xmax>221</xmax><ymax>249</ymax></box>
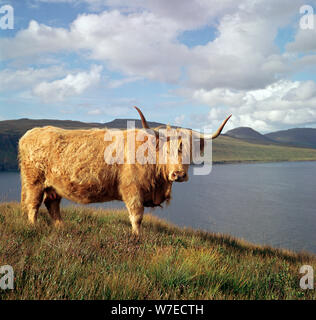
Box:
<box><xmin>0</xmin><ymin>202</ymin><xmax>315</xmax><ymax>300</ymax></box>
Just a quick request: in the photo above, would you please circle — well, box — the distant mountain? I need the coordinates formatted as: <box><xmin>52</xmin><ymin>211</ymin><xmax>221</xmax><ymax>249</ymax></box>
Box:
<box><xmin>265</xmin><ymin>128</ymin><xmax>316</xmax><ymax>149</ymax></box>
<box><xmin>226</xmin><ymin>126</ymin><xmax>316</xmax><ymax>149</ymax></box>
<box><xmin>225</xmin><ymin>127</ymin><xmax>276</xmax><ymax>145</ymax></box>
<box><xmin>0</xmin><ymin>118</ymin><xmax>165</xmax><ymax>136</ymax></box>
<box><xmin>103</xmin><ymin>118</ymin><xmax>165</xmax><ymax>129</ymax></box>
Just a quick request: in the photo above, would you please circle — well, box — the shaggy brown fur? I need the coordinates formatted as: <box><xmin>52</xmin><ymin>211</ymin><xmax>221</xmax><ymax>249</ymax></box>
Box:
<box><xmin>19</xmin><ymin>110</ymin><xmax>230</xmax><ymax>236</ymax></box>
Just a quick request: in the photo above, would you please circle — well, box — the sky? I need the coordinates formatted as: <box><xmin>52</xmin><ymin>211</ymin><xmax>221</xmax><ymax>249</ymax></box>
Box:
<box><xmin>1</xmin><ymin>0</ymin><xmax>316</xmax><ymax>133</ymax></box>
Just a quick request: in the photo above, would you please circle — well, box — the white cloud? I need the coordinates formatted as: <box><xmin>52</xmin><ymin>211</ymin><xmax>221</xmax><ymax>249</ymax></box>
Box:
<box><xmin>184</xmin><ymin>0</ymin><xmax>303</xmax><ymax>91</ymax></box>
<box><xmin>0</xmin><ymin>20</ymin><xmax>70</xmax><ymax>60</ymax></box>
<box><xmin>192</xmin><ymin>88</ymin><xmax>245</xmax><ymax>108</ymax></box>
<box><xmin>189</xmin><ymin>80</ymin><xmax>316</xmax><ymax>132</ymax></box>
<box><xmin>287</xmin><ymin>15</ymin><xmax>316</xmax><ymax>53</ymax></box>
<box><xmin>104</xmin><ymin>0</ymin><xmax>240</xmax><ymax>29</ymax></box>
<box><xmin>107</xmin><ymin>76</ymin><xmax>142</xmax><ymax>89</ymax></box>
<box><xmin>33</xmin><ymin>65</ymin><xmax>102</xmax><ymax>102</ymax></box>
<box><xmin>87</xmin><ymin>108</ymin><xmax>102</xmax><ymax>115</ymax></box>
<box><xmin>0</xmin><ymin>66</ymin><xmax>65</xmax><ymax>91</ymax></box>
<box><xmin>284</xmin><ymin>81</ymin><xmax>316</xmax><ymax>101</ymax></box>
<box><xmin>86</xmin><ymin>105</ymin><xmax>131</xmax><ymax>117</ymax></box>
<box><xmin>70</xmin><ymin>10</ymin><xmax>189</xmax><ymax>82</ymax></box>
<box><xmin>0</xmin><ymin>11</ymin><xmax>189</xmax><ymax>82</ymax></box>
<box><xmin>174</xmin><ymin>114</ymin><xmax>185</xmax><ymax>126</ymax></box>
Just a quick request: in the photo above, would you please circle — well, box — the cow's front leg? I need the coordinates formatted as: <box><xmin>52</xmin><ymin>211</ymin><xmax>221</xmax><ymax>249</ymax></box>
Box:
<box><xmin>127</xmin><ymin>206</ymin><xmax>144</xmax><ymax>238</ymax></box>
<box><xmin>121</xmin><ymin>186</ymin><xmax>144</xmax><ymax>237</ymax></box>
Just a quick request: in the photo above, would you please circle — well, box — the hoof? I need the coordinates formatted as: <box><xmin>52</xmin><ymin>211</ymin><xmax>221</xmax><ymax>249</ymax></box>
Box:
<box><xmin>131</xmin><ymin>231</ymin><xmax>141</xmax><ymax>242</ymax></box>
<box><xmin>54</xmin><ymin>220</ymin><xmax>64</xmax><ymax>227</ymax></box>
<box><xmin>28</xmin><ymin>218</ymin><xmax>36</xmax><ymax>225</ymax></box>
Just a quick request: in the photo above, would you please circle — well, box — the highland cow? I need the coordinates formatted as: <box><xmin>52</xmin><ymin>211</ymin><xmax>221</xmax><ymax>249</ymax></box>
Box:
<box><xmin>18</xmin><ymin>107</ymin><xmax>230</xmax><ymax>236</ymax></box>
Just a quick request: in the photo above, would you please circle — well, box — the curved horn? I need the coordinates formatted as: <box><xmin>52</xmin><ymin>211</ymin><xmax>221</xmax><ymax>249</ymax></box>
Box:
<box><xmin>134</xmin><ymin>106</ymin><xmax>150</xmax><ymax>129</ymax></box>
<box><xmin>201</xmin><ymin>115</ymin><xmax>232</xmax><ymax>139</ymax></box>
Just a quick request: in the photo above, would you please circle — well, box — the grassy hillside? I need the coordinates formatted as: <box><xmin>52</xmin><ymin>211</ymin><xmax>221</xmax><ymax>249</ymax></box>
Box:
<box><xmin>0</xmin><ymin>202</ymin><xmax>315</xmax><ymax>300</ymax></box>
<box><xmin>212</xmin><ymin>135</ymin><xmax>316</xmax><ymax>163</ymax></box>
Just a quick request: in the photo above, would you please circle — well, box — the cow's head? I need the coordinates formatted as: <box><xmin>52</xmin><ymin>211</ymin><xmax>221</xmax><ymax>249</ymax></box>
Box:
<box><xmin>134</xmin><ymin>106</ymin><xmax>231</xmax><ymax>183</ymax></box>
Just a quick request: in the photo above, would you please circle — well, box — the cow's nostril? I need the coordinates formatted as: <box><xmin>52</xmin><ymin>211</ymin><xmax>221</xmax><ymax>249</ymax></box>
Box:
<box><xmin>171</xmin><ymin>171</ymin><xmax>187</xmax><ymax>181</ymax></box>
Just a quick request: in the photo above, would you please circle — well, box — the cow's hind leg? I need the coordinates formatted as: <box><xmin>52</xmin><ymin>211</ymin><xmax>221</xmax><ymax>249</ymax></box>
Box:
<box><xmin>25</xmin><ymin>184</ymin><xmax>44</xmax><ymax>225</ymax></box>
<box><xmin>44</xmin><ymin>188</ymin><xmax>63</xmax><ymax>227</ymax></box>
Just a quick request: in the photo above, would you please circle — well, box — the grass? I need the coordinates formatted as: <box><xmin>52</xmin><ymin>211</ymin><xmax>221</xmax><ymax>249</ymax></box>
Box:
<box><xmin>212</xmin><ymin>136</ymin><xmax>316</xmax><ymax>163</ymax></box>
<box><xmin>0</xmin><ymin>202</ymin><xmax>315</xmax><ymax>300</ymax></box>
